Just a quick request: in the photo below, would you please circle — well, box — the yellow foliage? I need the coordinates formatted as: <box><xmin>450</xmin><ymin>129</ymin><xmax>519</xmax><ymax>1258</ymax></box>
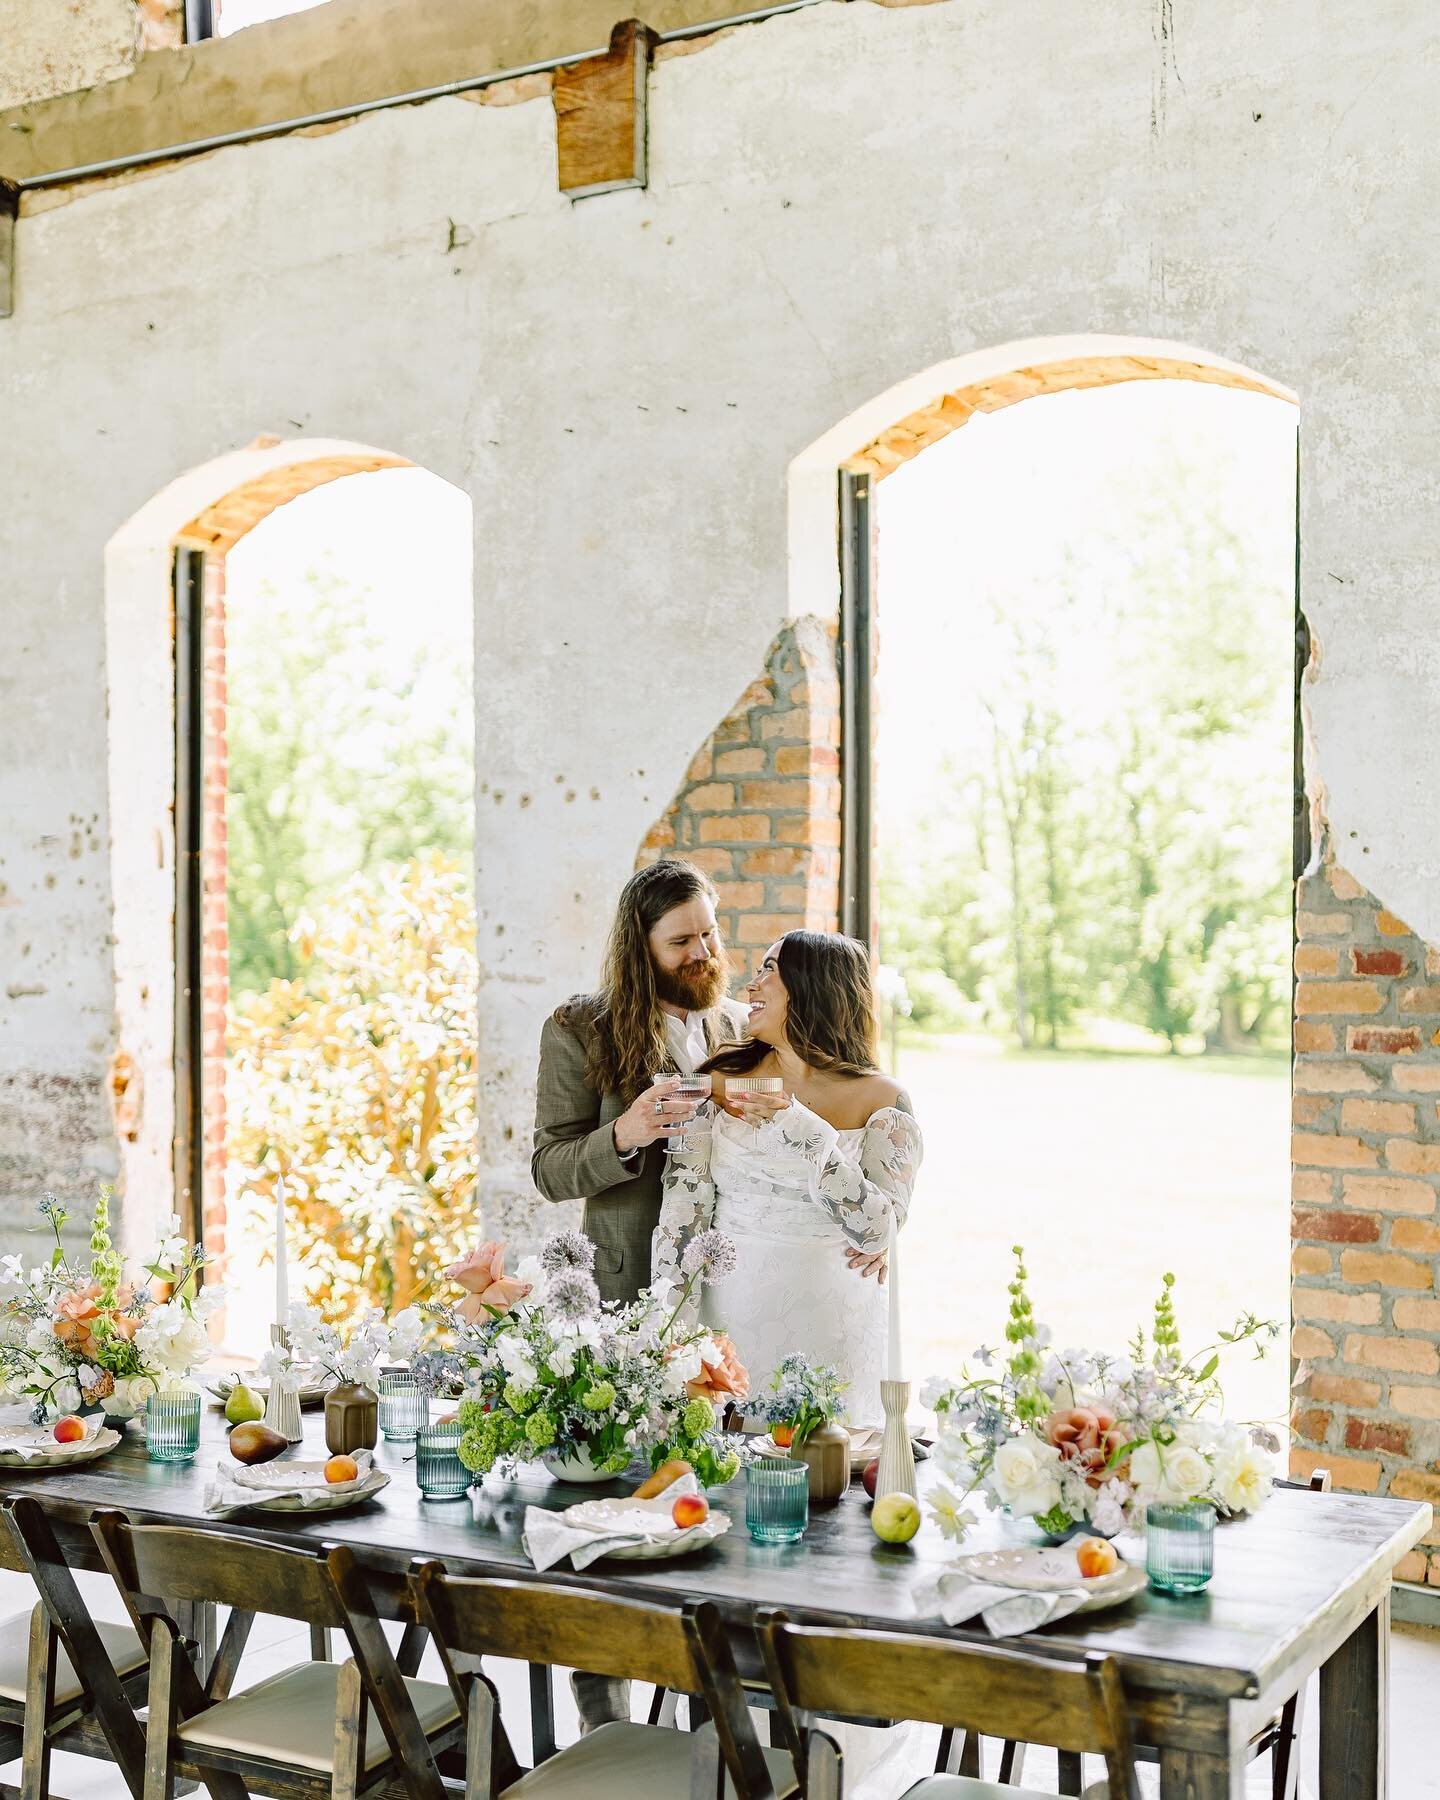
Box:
<box><xmin>227</xmin><ymin>854</ymin><xmax>478</xmax><ymax>1321</ymax></box>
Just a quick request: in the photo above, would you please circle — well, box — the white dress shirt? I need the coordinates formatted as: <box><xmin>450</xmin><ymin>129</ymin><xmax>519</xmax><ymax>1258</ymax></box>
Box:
<box><xmin>665</xmin><ymin>1010</ymin><xmax>709</xmax><ymax>1075</ymax></box>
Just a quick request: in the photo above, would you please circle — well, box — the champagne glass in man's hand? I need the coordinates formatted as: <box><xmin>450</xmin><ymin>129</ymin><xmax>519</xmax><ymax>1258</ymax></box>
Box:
<box><xmin>613</xmin><ymin>1075</ymin><xmax>704</xmax><ymax>1156</ymax></box>
<box><xmin>650</xmin><ymin>1070</ymin><xmax>712</xmax><ymax>1153</ymax></box>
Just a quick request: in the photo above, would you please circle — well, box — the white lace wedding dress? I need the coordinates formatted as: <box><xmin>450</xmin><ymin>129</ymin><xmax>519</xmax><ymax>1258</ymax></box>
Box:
<box><xmin>652</xmin><ymin>1099</ymin><xmax>923</xmax><ymax>1429</ymax></box>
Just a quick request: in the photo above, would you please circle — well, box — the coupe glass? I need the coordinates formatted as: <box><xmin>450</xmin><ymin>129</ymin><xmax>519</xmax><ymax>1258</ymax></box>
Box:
<box><xmin>1146</xmin><ymin>1501</ymin><xmax>1216</xmax><ymax>1593</ymax></box>
<box><xmin>145</xmin><ymin>1391</ymin><xmax>202</xmax><ymax>1464</ymax></box>
<box><xmin>650</xmin><ymin>1071</ymin><xmax>712</xmax><ymax>1151</ymax></box>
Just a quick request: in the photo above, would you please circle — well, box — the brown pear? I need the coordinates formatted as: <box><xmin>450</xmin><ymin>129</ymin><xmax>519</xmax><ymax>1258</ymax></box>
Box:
<box><xmin>228</xmin><ymin>1420</ymin><xmax>288</xmax><ymax>1466</ymax></box>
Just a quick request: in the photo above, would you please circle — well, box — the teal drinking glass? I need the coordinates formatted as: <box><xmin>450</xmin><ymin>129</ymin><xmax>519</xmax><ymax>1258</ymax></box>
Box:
<box><xmin>745</xmin><ymin>1458</ymin><xmax>809</xmax><ymax>1543</ymax></box>
<box><xmin>416</xmin><ymin>1421</ymin><xmax>469</xmax><ymax>1500</ymax></box>
<box><xmin>145</xmin><ymin>1391</ymin><xmax>202</xmax><ymax>1464</ymax></box>
<box><xmin>1146</xmin><ymin>1500</ymin><xmax>1216</xmax><ymax>1593</ymax></box>
<box><xmin>378</xmin><ymin>1373</ymin><xmax>427</xmax><ymax>1442</ymax></box>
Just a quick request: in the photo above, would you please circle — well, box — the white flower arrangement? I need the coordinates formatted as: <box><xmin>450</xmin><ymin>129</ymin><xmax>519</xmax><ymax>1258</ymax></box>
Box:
<box><xmin>0</xmin><ymin>1192</ymin><xmax>221</xmax><ymax>1420</ymax></box>
<box><xmin>260</xmin><ymin>1302</ymin><xmax>425</xmax><ymax>1391</ymax></box>
<box><xmin>922</xmin><ymin>1247</ymin><xmax>1281</xmax><ymax>1544</ymax></box>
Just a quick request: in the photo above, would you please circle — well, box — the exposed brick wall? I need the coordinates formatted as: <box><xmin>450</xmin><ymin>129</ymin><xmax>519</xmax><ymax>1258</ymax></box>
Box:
<box><xmin>1291</xmin><ymin>854</ymin><xmax>1440</xmax><ymax>1580</ymax></box>
<box><xmin>199</xmin><ymin>557</ymin><xmax>228</xmax><ymax>1325</ymax></box>
<box><xmin>637</xmin><ymin>617</ymin><xmax>841</xmax><ymax>981</ymax></box>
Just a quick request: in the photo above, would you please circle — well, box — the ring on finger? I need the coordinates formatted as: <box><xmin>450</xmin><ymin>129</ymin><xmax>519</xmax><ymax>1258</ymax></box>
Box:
<box><xmin>654</xmin><ymin>1099</ymin><xmax>665</xmax><ymax>1114</ymax></box>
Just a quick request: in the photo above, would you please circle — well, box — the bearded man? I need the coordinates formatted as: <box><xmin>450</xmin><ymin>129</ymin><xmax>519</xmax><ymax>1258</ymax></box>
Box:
<box><xmin>532</xmin><ymin>858</ymin><xmax>749</xmax><ymax>1305</ymax></box>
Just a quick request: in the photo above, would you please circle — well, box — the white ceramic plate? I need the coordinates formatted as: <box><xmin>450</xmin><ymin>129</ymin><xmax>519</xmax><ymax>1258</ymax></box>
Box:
<box><xmin>228</xmin><ymin>1460</ymin><xmax>391</xmax><ymax>1513</ymax></box>
<box><xmin>207</xmin><ymin>1376</ymin><xmax>329</xmax><ymax>1411</ymax></box>
<box><xmin>0</xmin><ymin>1422</ymin><xmax>123</xmax><ymax>1469</ymax></box>
<box><xmin>562</xmin><ymin>1492</ymin><xmax>731</xmax><ymax>1561</ymax></box>
<box><xmin>954</xmin><ymin>1545</ymin><xmax>1147</xmax><ymax>1612</ymax></box>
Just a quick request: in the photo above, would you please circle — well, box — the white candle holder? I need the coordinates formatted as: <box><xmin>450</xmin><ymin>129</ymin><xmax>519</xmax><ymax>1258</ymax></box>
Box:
<box><xmin>263</xmin><ymin>1323</ymin><xmax>303</xmax><ymax>1444</ymax></box>
<box><xmin>877</xmin><ymin>1378</ymin><xmax>917</xmax><ymax>1500</ymax></box>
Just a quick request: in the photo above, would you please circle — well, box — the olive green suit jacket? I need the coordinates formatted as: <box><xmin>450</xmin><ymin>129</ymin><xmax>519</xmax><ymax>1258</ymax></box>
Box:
<box><xmin>531</xmin><ymin>994</ymin><xmax>751</xmax><ymax>1304</ymax></box>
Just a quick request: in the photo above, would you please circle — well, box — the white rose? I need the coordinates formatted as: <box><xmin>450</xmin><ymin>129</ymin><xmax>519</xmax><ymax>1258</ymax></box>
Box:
<box><xmin>1163</xmin><ymin>1445</ymin><xmax>1212</xmax><ymax>1500</ymax></box>
<box><xmin>990</xmin><ymin>1437</ymin><xmax>1063</xmax><ymax>1516</ymax></box>
<box><xmin>1128</xmin><ymin>1439</ymin><xmax>1164</xmax><ymax>1494</ymax></box>
<box><xmin>1213</xmin><ymin>1442</ymin><xmax>1273</xmax><ymax>1514</ymax></box>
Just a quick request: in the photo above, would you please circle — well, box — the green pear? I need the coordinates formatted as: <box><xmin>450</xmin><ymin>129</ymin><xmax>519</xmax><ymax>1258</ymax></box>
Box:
<box><xmin>224</xmin><ymin>1375</ymin><xmax>265</xmax><ymax>1427</ymax></box>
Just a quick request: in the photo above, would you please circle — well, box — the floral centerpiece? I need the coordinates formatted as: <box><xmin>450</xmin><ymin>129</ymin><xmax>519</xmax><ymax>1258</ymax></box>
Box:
<box><xmin>758</xmin><ymin>1355</ymin><xmax>847</xmax><ymax>1449</ymax></box>
<box><xmin>921</xmin><ymin>1246</ymin><xmax>1280</xmax><ymax>1544</ymax></box>
<box><xmin>260</xmin><ymin>1300</ymin><xmax>425</xmax><ymax>1390</ymax></box>
<box><xmin>0</xmin><ymin>1190</ymin><xmax>221</xmax><ymax>1421</ymax></box>
<box><xmin>419</xmin><ymin>1228</ymin><xmax>749</xmax><ymax>1487</ymax></box>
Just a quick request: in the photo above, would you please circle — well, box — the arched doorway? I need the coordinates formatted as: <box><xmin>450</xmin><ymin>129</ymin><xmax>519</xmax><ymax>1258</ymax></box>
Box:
<box><xmin>105</xmin><ymin>441</ymin><xmax>475</xmax><ymax>1347</ymax></box>
<box><xmin>787</xmin><ymin>338</ymin><xmax>1300</xmax><ymax>1411</ymax></box>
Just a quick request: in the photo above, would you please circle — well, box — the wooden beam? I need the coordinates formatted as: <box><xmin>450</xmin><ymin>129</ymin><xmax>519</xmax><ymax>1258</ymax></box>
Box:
<box><xmin>554</xmin><ymin>19</ymin><xmax>655</xmax><ymax>198</ymax></box>
<box><xmin>0</xmin><ymin>0</ymin><xmax>793</xmax><ymax>190</ymax></box>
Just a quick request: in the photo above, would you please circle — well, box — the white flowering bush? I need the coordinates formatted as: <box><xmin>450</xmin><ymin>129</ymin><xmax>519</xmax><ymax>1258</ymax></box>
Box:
<box><xmin>921</xmin><ymin>1247</ymin><xmax>1280</xmax><ymax>1544</ymax></box>
<box><xmin>414</xmin><ymin>1228</ymin><xmax>750</xmax><ymax>1487</ymax></box>
<box><xmin>0</xmin><ymin>1191</ymin><xmax>222</xmax><ymax>1420</ymax></box>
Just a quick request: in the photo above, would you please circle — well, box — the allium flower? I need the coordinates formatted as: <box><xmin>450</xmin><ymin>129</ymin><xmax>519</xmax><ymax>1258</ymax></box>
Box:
<box><xmin>547</xmin><ymin>1272</ymin><xmax>601</xmax><ymax>1322</ymax></box>
<box><xmin>539</xmin><ymin>1231</ymin><xmax>596</xmax><ymax>1276</ymax></box>
<box><xmin>682</xmin><ymin>1229</ymin><xmax>737</xmax><ymax>1282</ymax></box>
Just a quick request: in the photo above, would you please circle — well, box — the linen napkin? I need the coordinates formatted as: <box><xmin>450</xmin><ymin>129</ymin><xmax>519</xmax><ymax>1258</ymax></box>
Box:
<box><xmin>917</xmin><ymin>1567</ymin><xmax>1092</xmax><ymax>1638</ymax></box>
<box><xmin>202</xmin><ymin>1449</ymin><xmax>376</xmax><ymax>1516</ymax></box>
<box><xmin>1</xmin><ymin>1420</ymin><xmax>111</xmax><ymax>1460</ymax></box>
<box><xmin>521</xmin><ymin>1473</ymin><xmax>701</xmax><ymax>1572</ymax></box>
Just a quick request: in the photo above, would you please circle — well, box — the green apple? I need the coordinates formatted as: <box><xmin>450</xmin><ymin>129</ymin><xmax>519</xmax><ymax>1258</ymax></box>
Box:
<box><xmin>871</xmin><ymin>1492</ymin><xmax>921</xmax><ymax>1545</ymax></box>
<box><xmin>224</xmin><ymin>1377</ymin><xmax>265</xmax><ymax>1427</ymax></box>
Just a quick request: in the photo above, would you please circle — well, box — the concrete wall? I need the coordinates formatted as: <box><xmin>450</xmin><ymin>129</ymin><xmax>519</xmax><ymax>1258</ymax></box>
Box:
<box><xmin>1</xmin><ymin>0</ymin><xmax>1437</xmax><ymax>1253</ymax></box>
<box><xmin>0</xmin><ymin>0</ymin><xmax>140</xmax><ymax>110</ymax></box>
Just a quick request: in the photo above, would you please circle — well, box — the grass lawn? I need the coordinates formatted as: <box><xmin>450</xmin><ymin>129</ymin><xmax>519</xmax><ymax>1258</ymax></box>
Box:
<box><xmin>894</xmin><ymin>1034</ymin><xmax>1290</xmax><ymax>1428</ymax></box>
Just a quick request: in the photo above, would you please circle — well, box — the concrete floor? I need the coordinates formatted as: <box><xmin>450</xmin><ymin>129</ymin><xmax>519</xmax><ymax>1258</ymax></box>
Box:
<box><xmin>1</xmin><ymin>1567</ymin><xmax>1435</xmax><ymax>1797</ymax></box>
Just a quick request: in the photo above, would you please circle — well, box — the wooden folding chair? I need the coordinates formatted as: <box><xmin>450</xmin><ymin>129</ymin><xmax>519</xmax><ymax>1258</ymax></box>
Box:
<box><xmin>91</xmin><ymin>1511</ymin><xmax>463</xmax><ymax>1800</ymax></box>
<box><xmin>410</xmin><ymin>1561</ymin><xmax>796</xmax><ymax>1798</ymax></box>
<box><xmin>0</xmin><ymin>1494</ymin><xmax>150</xmax><ymax>1800</ymax></box>
<box><xmin>758</xmin><ymin>1610</ymin><xmax>1142</xmax><ymax>1800</ymax></box>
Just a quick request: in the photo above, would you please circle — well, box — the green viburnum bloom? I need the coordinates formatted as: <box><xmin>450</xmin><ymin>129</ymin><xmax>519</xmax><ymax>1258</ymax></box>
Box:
<box><xmin>503</xmin><ymin>1381</ymin><xmax>536</xmax><ymax>1413</ymax></box>
<box><xmin>524</xmin><ymin>1411</ymin><xmax>557</xmax><ymax>1449</ymax></box>
<box><xmin>456</xmin><ymin>1429</ymin><xmax>494</xmax><ymax>1474</ymax></box>
<box><xmin>681</xmin><ymin>1397</ymin><xmax>716</xmax><ymax>1436</ymax></box>
<box><xmin>581</xmin><ymin>1381</ymin><xmax>616</xmax><ymax>1412</ymax></box>
<box><xmin>457</xmin><ymin>1399</ymin><xmax>488</xmax><ymax>1432</ymax></box>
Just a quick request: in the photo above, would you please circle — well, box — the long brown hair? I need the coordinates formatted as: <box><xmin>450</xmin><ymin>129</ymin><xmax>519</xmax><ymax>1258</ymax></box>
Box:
<box><xmin>558</xmin><ymin>859</ymin><xmax>726</xmax><ymax>1102</ymax></box>
<box><xmin>703</xmin><ymin>930</ymin><xmax>878</xmax><ymax>1078</ymax></box>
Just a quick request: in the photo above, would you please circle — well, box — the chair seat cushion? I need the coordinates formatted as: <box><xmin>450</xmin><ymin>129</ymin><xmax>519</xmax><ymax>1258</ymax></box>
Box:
<box><xmin>0</xmin><ymin>1609</ymin><xmax>145</xmax><ymax>1708</ymax></box>
<box><xmin>501</xmin><ymin>1720</ymin><xmax>798</xmax><ymax>1798</ymax></box>
<box><xmin>176</xmin><ymin>1659</ymin><xmax>459</xmax><ymax>1773</ymax></box>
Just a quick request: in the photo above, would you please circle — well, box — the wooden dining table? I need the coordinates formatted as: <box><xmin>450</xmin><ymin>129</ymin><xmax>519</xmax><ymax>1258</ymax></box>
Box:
<box><xmin>1</xmin><ymin>1409</ymin><xmax>1429</xmax><ymax>1800</ymax></box>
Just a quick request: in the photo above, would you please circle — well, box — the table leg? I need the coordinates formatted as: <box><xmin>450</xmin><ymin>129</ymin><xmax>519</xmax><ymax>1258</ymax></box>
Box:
<box><xmin>1320</xmin><ymin>1594</ymin><xmax>1389</xmax><ymax>1800</ymax></box>
<box><xmin>1159</xmin><ymin>1747</ymin><xmax>1244</xmax><ymax>1797</ymax></box>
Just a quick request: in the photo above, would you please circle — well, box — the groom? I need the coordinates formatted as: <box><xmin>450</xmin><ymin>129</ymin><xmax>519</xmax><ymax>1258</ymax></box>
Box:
<box><xmin>532</xmin><ymin>857</ymin><xmax>750</xmax><ymax>1305</ymax></box>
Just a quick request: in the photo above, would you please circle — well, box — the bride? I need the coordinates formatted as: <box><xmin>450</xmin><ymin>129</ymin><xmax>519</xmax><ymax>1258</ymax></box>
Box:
<box><xmin>651</xmin><ymin>930</ymin><xmax>922</xmax><ymax>1429</ymax></box>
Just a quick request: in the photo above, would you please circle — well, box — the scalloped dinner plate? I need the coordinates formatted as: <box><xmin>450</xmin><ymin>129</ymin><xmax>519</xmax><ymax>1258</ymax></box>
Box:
<box><xmin>0</xmin><ymin>1423</ymin><xmax>123</xmax><ymax>1469</ymax></box>
<box><xmin>954</xmin><ymin>1545</ymin><xmax>1147</xmax><ymax>1612</ymax></box>
<box><xmin>228</xmin><ymin>1460</ymin><xmax>390</xmax><ymax>1512</ymax></box>
<box><xmin>562</xmin><ymin>1493</ymin><xmax>731</xmax><ymax>1561</ymax></box>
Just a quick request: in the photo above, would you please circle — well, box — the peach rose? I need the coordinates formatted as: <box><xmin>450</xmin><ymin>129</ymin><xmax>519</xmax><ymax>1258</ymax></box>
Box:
<box><xmin>687</xmin><ymin>1333</ymin><xmax>750</xmax><ymax>1405</ymax></box>
<box><xmin>444</xmin><ymin>1241</ymin><xmax>531</xmax><ymax>1322</ymax></box>
<box><xmin>52</xmin><ymin>1285</ymin><xmax>103</xmax><ymax>1351</ymax></box>
<box><xmin>1044</xmin><ymin>1406</ymin><xmax>1129</xmax><ymax>1486</ymax></box>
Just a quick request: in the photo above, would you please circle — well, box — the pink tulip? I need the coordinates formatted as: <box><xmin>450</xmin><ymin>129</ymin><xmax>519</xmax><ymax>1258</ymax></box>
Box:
<box><xmin>444</xmin><ymin>1241</ymin><xmax>531</xmax><ymax>1322</ymax></box>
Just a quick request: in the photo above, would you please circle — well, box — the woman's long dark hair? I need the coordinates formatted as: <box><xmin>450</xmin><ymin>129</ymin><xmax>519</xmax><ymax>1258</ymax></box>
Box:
<box><xmin>558</xmin><ymin>859</ymin><xmax>724</xmax><ymax>1102</ymax></box>
<box><xmin>703</xmin><ymin>930</ymin><xmax>879</xmax><ymax>1078</ymax></box>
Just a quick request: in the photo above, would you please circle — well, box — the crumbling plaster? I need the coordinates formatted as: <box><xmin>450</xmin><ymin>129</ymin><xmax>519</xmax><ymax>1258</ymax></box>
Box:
<box><xmin>0</xmin><ymin>0</ymin><xmax>1436</xmax><ymax>1244</ymax></box>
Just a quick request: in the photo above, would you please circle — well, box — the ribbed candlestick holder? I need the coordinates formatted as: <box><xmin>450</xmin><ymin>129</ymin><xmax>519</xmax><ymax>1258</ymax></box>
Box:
<box><xmin>877</xmin><ymin>1378</ymin><xmax>917</xmax><ymax>1500</ymax></box>
<box><xmin>263</xmin><ymin>1323</ymin><xmax>303</xmax><ymax>1444</ymax></box>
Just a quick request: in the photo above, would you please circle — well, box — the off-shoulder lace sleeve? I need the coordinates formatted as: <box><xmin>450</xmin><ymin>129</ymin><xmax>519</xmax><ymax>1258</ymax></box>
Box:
<box><xmin>775</xmin><ymin>1101</ymin><xmax>922</xmax><ymax>1252</ymax></box>
<box><xmin>651</xmin><ymin>1111</ymin><xmax>717</xmax><ymax>1318</ymax></box>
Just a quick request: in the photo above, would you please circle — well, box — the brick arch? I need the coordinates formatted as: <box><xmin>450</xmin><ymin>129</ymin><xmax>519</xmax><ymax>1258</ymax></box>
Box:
<box><xmin>840</xmin><ymin>352</ymin><xmax>1290</xmax><ymax>481</ymax></box>
<box><xmin>174</xmin><ymin>448</ymin><xmax>410</xmax><ymax>555</ymax></box>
